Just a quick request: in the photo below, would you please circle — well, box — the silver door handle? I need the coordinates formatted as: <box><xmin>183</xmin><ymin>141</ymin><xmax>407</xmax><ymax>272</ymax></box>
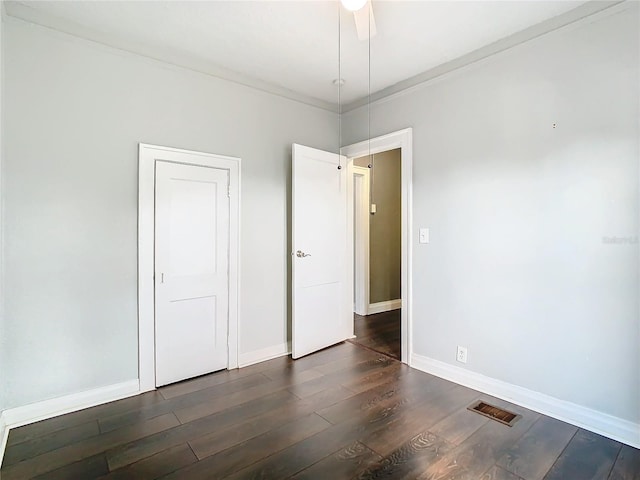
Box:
<box><xmin>296</xmin><ymin>250</ymin><xmax>311</xmax><ymax>258</ymax></box>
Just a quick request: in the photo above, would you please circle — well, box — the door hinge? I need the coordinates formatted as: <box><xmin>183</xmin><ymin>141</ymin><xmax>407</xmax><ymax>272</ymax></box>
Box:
<box><xmin>227</xmin><ymin>185</ymin><xmax>231</xmax><ymax>198</ymax></box>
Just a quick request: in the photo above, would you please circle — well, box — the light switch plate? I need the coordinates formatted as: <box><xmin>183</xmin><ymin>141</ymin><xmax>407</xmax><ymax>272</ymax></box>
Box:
<box><xmin>419</xmin><ymin>228</ymin><xmax>429</xmax><ymax>244</ymax></box>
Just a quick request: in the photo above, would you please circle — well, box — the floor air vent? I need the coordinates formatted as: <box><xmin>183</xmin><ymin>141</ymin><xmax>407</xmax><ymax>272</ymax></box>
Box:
<box><xmin>467</xmin><ymin>401</ymin><xmax>521</xmax><ymax>427</ymax></box>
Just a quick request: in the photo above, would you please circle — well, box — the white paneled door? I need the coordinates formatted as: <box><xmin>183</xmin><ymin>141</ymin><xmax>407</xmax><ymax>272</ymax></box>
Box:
<box><xmin>155</xmin><ymin>161</ymin><xmax>230</xmax><ymax>386</ymax></box>
<box><xmin>292</xmin><ymin>144</ymin><xmax>352</xmax><ymax>359</ymax></box>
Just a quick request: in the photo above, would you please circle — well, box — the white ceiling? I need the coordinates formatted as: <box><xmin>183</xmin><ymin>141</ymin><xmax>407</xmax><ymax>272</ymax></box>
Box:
<box><xmin>6</xmin><ymin>0</ymin><xmax>598</xmax><ymax>108</ymax></box>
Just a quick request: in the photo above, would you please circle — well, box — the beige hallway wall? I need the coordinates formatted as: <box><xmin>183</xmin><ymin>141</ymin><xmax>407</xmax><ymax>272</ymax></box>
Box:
<box><xmin>354</xmin><ymin>148</ymin><xmax>401</xmax><ymax>303</ymax></box>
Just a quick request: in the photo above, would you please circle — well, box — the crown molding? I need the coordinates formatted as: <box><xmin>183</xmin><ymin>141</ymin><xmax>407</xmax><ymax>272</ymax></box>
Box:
<box><xmin>2</xmin><ymin>1</ymin><xmax>338</xmax><ymax>113</ymax></box>
<box><xmin>2</xmin><ymin>1</ymin><xmax>630</xmax><ymax>117</ymax></box>
<box><xmin>343</xmin><ymin>0</ymin><xmax>627</xmax><ymax>112</ymax></box>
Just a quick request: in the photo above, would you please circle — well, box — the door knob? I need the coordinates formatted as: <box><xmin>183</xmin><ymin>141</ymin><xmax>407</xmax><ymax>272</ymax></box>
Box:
<box><xmin>296</xmin><ymin>250</ymin><xmax>311</xmax><ymax>258</ymax></box>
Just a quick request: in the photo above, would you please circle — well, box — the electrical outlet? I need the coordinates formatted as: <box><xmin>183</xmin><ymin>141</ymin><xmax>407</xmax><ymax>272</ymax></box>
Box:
<box><xmin>456</xmin><ymin>346</ymin><xmax>468</xmax><ymax>364</ymax></box>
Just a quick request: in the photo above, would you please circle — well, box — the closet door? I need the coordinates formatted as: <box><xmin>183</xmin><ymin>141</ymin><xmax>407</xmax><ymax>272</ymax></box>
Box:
<box><xmin>155</xmin><ymin>161</ymin><xmax>229</xmax><ymax>386</ymax></box>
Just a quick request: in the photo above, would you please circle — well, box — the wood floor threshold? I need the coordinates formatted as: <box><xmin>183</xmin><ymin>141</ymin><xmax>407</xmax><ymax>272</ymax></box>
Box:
<box><xmin>346</xmin><ymin>338</ymin><xmax>399</xmax><ymax>362</ymax></box>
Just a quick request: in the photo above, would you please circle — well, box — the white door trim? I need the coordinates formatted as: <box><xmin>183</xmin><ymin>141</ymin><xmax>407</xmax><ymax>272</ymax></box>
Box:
<box><xmin>353</xmin><ymin>166</ymin><xmax>370</xmax><ymax>316</ymax></box>
<box><xmin>343</xmin><ymin>128</ymin><xmax>413</xmax><ymax>365</ymax></box>
<box><xmin>138</xmin><ymin>143</ymin><xmax>241</xmax><ymax>393</ymax></box>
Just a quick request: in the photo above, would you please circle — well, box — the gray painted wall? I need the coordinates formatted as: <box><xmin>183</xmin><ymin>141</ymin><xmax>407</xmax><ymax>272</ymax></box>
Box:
<box><xmin>0</xmin><ymin>11</ymin><xmax>5</xmax><ymax>416</ymax></box>
<box><xmin>1</xmin><ymin>17</ymin><xmax>337</xmax><ymax>409</ymax></box>
<box><xmin>344</xmin><ymin>5</ymin><xmax>639</xmax><ymax>423</ymax></box>
<box><xmin>354</xmin><ymin>149</ymin><xmax>401</xmax><ymax>303</ymax></box>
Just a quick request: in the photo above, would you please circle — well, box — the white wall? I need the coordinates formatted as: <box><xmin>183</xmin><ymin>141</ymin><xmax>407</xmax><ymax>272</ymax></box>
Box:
<box><xmin>1</xmin><ymin>17</ymin><xmax>337</xmax><ymax>410</ymax></box>
<box><xmin>344</xmin><ymin>5</ymin><xmax>639</xmax><ymax>424</ymax></box>
<box><xmin>0</xmin><ymin>7</ymin><xmax>5</xmax><ymax>416</ymax></box>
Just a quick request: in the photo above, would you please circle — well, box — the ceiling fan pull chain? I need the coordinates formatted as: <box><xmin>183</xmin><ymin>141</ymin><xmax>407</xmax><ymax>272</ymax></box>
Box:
<box><xmin>368</xmin><ymin>2</ymin><xmax>374</xmax><ymax>205</ymax></box>
<box><xmin>337</xmin><ymin>2</ymin><xmax>343</xmax><ymax>171</ymax></box>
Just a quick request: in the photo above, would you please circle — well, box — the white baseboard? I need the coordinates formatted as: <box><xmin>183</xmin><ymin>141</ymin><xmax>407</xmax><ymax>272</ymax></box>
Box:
<box><xmin>367</xmin><ymin>299</ymin><xmax>402</xmax><ymax>315</ymax></box>
<box><xmin>1</xmin><ymin>380</ymin><xmax>140</xmax><ymax>428</ymax></box>
<box><xmin>354</xmin><ymin>305</ymin><xmax>368</xmax><ymax>316</ymax></box>
<box><xmin>238</xmin><ymin>342</ymin><xmax>291</xmax><ymax>368</ymax></box>
<box><xmin>0</xmin><ymin>413</ymin><xmax>8</xmax><ymax>468</ymax></box>
<box><xmin>0</xmin><ymin>379</ymin><xmax>140</xmax><ymax>466</ymax></box>
<box><xmin>410</xmin><ymin>353</ymin><xmax>640</xmax><ymax>449</ymax></box>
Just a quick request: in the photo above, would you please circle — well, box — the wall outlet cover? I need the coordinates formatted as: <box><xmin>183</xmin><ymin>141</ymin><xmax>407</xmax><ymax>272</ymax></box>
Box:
<box><xmin>457</xmin><ymin>346</ymin><xmax>468</xmax><ymax>364</ymax></box>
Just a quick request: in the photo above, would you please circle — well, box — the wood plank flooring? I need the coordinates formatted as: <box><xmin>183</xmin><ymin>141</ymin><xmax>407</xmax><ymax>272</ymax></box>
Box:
<box><xmin>351</xmin><ymin>310</ymin><xmax>401</xmax><ymax>360</ymax></box>
<box><xmin>2</xmin><ymin>341</ymin><xmax>638</xmax><ymax>479</ymax></box>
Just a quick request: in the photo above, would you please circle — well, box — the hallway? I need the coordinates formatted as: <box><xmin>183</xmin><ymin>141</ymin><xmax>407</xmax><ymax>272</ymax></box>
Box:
<box><xmin>350</xmin><ymin>310</ymin><xmax>401</xmax><ymax>360</ymax></box>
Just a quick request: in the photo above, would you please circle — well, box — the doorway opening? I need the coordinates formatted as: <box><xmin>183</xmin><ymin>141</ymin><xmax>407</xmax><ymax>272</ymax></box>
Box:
<box><xmin>342</xmin><ymin>128</ymin><xmax>413</xmax><ymax>365</ymax></box>
<box><xmin>350</xmin><ymin>149</ymin><xmax>402</xmax><ymax>360</ymax></box>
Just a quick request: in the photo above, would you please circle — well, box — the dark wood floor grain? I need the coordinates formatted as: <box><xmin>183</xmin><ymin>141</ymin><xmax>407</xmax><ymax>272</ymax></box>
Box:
<box><xmin>1</xmin><ymin>341</ymin><xmax>637</xmax><ymax>479</ymax></box>
<box><xmin>351</xmin><ymin>310</ymin><xmax>401</xmax><ymax>360</ymax></box>
<box><xmin>496</xmin><ymin>416</ymin><xmax>577</xmax><ymax>480</ymax></box>
<box><xmin>543</xmin><ymin>429</ymin><xmax>621</xmax><ymax>480</ymax></box>
<box><xmin>609</xmin><ymin>445</ymin><xmax>640</xmax><ymax>480</ymax></box>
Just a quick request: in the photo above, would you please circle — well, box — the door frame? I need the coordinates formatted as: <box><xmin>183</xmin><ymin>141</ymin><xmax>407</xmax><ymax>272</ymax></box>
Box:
<box><xmin>343</xmin><ymin>128</ymin><xmax>413</xmax><ymax>364</ymax></box>
<box><xmin>138</xmin><ymin>143</ymin><xmax>241</xmax><ymax>392</ymax></box>
<box><xmin>353</xmin><ymin>166</ymin><xmax>370</xmax><ymax>316</ymax></box>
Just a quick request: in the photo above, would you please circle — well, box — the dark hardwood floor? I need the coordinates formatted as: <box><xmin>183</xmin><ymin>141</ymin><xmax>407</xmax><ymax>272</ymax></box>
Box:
<box><xmin>350</xmin><ymin>309</ymin><xmax>401</xmax><ymax>360</ymax></box>
<box><xmin>1</xmin><ymin>341</ymin><xmax>638</xmax><ymax>479</ymax></box>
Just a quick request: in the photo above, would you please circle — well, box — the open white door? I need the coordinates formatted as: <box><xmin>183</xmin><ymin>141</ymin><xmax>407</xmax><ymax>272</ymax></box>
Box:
<box><xmin>292</xmin><ymin>144</ymin><xmax>352</xmax><ymax>359</ymax></box>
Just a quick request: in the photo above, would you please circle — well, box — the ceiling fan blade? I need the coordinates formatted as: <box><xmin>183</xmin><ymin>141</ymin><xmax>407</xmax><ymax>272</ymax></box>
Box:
<box><xmin>354</xmin><ymin>1</ymin><xmax>377</xmax><ymax>41</ymax></box>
